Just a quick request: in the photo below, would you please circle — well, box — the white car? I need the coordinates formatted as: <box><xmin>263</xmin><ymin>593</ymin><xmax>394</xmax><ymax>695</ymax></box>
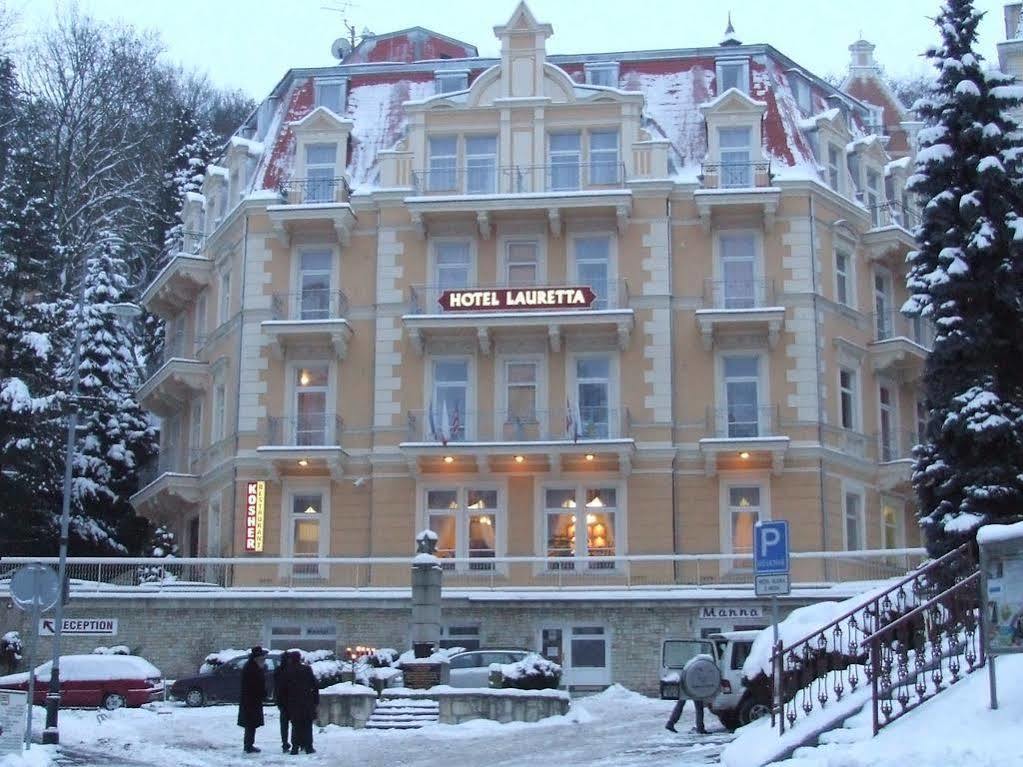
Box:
<box><xmin>447</xmin><ymin>649</ymin><xmax>528</xmax><ymax>688</ymax></box>
<box><xmin>660</xmin><ymin>630</ymin><xmax>767</xmax><ymax>731</ymax></box>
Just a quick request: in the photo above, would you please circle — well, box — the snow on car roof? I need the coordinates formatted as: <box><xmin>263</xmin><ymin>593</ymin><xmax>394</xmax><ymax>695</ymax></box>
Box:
<box><xmin>29</xmin><ymin>655</ymin><xmax>161</xmax><ymax>681</ymax></box>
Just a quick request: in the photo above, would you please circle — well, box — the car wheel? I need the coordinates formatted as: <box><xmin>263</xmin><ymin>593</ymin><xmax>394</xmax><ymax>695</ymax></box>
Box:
<box><xmin>737</xmin><ymin>695</ymin><xmax>771</xmax><ymax>726</ymax></box>
<box><xmin>717</xmin><ymin>711</ymin><xmax>740</xmax><ymax>732</ymax></box>
<box><xmin>184</xmin><ymin>688</ymin><xmax>205</xmax><ymax>708</ymax></box>
<box><xmin>102</xmin><ymin>693</ymin><xmax>126</xmax><ymax>711</ymax></box>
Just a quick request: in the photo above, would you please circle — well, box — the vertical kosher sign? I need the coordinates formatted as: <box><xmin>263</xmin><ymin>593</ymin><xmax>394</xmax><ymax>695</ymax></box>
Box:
<box><xmin>244</xmin><ymin>481</ymin><xmax>266</xmax><ymax>552</ymax></box>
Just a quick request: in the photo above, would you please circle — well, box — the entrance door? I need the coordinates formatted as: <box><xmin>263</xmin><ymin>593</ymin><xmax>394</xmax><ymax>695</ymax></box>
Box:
<box><xmin>540</xmin><ymin>624</ymin><xmax>610</xmax><ymax>687</ymax></box>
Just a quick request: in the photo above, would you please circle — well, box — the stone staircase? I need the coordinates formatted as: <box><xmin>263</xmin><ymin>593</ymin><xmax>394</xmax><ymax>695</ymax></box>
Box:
<box><xmin>364</xmin><ymin>697</ymin><xmax>440</xmax><ymax>730</ymax></box>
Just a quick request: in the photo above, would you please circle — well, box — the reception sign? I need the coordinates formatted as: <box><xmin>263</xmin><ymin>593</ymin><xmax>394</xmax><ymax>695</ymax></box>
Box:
<box><xmin>244</xmin><ymin>481</ymin><xmax>266</xmax><ymax>552</ymax></box>
<box><xmin>438</xmin><ymin>286</ymin><xmax>596</xmax><ymax>312</ymax></box>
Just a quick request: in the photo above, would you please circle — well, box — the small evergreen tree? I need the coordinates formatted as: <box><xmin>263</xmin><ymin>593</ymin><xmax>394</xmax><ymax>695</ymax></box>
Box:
<box><xmin>905</xmin><ymin>0</ymin><xmax>1023</xmax><ymax>556</ymax></box>
<box><xmin>138</xmin><ymin>524</ymin><xmax>178</xmax><ymax>583</ymax></box>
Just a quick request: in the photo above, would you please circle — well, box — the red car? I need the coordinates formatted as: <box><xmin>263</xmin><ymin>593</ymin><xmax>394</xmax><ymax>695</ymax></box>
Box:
<box><xmin>0</xmin><ymin>654</ymin><xmax>164</xmax><ymax>710</ymax></box>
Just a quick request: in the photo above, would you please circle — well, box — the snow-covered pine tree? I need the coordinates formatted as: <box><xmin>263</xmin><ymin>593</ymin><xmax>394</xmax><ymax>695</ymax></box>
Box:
<box><xmin>905</xmin><ymin>0</ymin><xmax>1023</xmax><ymax>556</ymax></box>
<box><xmin>71</xmin><ymin>237</ymin><xmax>157</xmax><ymax>553</ymax></box>
<box><xmin>0</xmin><ymin>56</ymin><xmax>68</xmax><ymax>554</ymax></box>
<box><xmin>137</xmin><ymin>524</ymin><xmax>178</xmax><ymax>584</ymax></box>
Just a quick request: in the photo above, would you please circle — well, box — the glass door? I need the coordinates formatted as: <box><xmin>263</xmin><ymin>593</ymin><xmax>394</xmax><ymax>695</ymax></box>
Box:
<box><xmin>723</xmin><ymin>356</ymin><xmax>760</xmax><ymax>437</ymax></box>
<box><xmin>719</xmin><ymin>127</ymin><xmax>752</xmax><ymax>188</ymax></box>
<box><xmin>576</xmin><ymin>357</ymin><xmax>610</xmax><ymax>438</ymax></box>
<box><xmin>298</xmin><ymin>250</ymin><xmax>332</xmax><ymax>320</ymax></box>
<box><xmin>432</xmin><ymin>359</ymin><xmax>468</xmax><ymax>441</ymax></box>
<box><xmin>720</xmin><ymin>233</ymin><xmax>757</xmax><ymax>309</ymax></box>
<box><xmin>574</xmin><ymin>237</ymin><xmax>610</xmax><ymax>309</ymax></box>
<box><xmin>294</xmin><ymin>366</ymin><xmax>328</xmax><ymax>445</ymax></box>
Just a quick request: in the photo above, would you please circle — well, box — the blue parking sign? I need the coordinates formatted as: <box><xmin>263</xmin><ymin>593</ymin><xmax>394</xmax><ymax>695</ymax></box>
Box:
<box><xmin>754</xmin><ymin>520</ymin><xmax>789</xmax><ymax>575</ymax></box>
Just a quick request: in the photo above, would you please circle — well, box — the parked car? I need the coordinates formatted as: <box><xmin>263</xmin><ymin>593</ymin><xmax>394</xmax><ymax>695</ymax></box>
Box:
<box><xmin>0</xmin><ymin>654</ymin><xmax>163</xmax><ymax>711</ymax></box>
<box><xmin>169</xmin><ymin>651</ymin><xmax>281</xmax><ymax>707</ymax></box>
<box><xmin>447</xmin><ymin>649</ymin><xmax>529</xmax><ymax>688</ymax></box>
<box><xmin>660</xmin><ymin>630</ymin><xmax>766</xmax><ymax>731</ymax></box>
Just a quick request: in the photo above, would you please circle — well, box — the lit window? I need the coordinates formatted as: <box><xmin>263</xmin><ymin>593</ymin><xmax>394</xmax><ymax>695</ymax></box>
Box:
<box><xmin>728</xmin><ymin>486</ymin><xmax>762</xmax><ymax>557</ymax></box>
<box><xmin>544</xmin><ymin>486</ymin><xmax>618</xmax><ymax>569</ymax></box>
<box><xmin>426</xmin><ymin>488</ymin><xmax>499</xmax><ymax>569</ymax></box>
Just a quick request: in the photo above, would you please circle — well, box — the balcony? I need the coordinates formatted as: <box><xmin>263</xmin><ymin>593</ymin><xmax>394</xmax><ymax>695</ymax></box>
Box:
<box><xmin>698</xmin><ymin>404</ymin><xmax>789</xmax><ymax>475</ymax></box>
<box><xmin>137</xmin><ymin>333</ymin><xmax>209</xmax><ymax>417</ymax></box>
<box><xmin>261</xmin><ymin>289</ymin><xmax>353</xmax><ymax>359</ymax></box>
<box><xmin>878</xmin><ymin>431</ymin><xmax>918</xmax><ymax>492</ymax></box>
<box><xmin>405</xmin><ymin>163</ymin><xmax>631</xmax><ymax>238</ymax></box>
<box><xmin>266</xmin><ymin>177</ymin><xmax>356</xmax><ymax>246</ymax></box>
<box><xmin>694</xmin><ymin>279</ymin><xmax>785</xmax><ymax>350</ymax></box>
<box><xmin>140</xmin><ymin>239</ymin><xmax>211</xmax><ymax>319</ymax></box>
<box><xmin>130</xmin><ymin>450</ymin><xmax>202</xmax><ymax>516</ymax></box>
<box><xmin>694</xmin><ymin>161</ymin><xmax>780</xmax><ymax>232</ymax></box>
<box><xmin>403</xmin><ymin>280</ymin><xmax>633</xmax><ymax>354</ymax></box>
<box><xmin>399</xmin><ymin>407</ymin><xmax>635</xmax><ymax>474</ymax></box>
<box><xmin>869</xmin><ymin>310</ymin><xmax>932</xmax><ymax>381</ymax></box>
<box><xmin>255</xmin><ymin>413</ymin><xmax>346</xmax><ymax>478</ymax></box>
<box><xmin>863</xmin><ymin>201</ymin><xmax>919</xmax><ymax>262</ymax></box>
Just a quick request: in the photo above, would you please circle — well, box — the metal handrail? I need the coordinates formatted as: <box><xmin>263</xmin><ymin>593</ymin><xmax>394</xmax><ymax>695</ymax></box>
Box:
<box><xmin>404</xmin><ymin>407</ymin><xmax>630</xmax><ymax>442</ymax></box>
<box><xmin>705</xmin><ymin>404</ymin><xmax>781</xmax><ymax>439</ymax></box>
<box><xmin>868</xmin><ymin>201</ymin><xmax>920</xmax><ymax>231</ymax></box>
<box><xmin>698</xmin><ymin>160</ymin><xmax>773</xmax><ymax>189</ymax></box>
<box><xmin>411</xmin><ymin>162</ymin><xmax>627</xmax><ymax>195</ymax></box>
<box><xmin>278</xmin><ymin>176</ymin><xmax>351</xmax><ymax>204</ymax></box>
<box><xmin>702</xmin><ymin>278</ymin><xmax>777</xmax><ymax>309</ymax></box>
<box><xmin>264</xmin><ymin>414</ymin><xmax>344</xmax><ymax>447</ymax></box>
<box><xmin>270</xmin><ymin>289</ymin><xmax>350</xmax><ymax>321</ymax></box>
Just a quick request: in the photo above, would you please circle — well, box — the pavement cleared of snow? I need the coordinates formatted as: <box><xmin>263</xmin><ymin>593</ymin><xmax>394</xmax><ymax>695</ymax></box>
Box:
<box><xmin>2</xmin><ymin>684</ymin><xmax>734</xmax><ymax>767</ymax></box>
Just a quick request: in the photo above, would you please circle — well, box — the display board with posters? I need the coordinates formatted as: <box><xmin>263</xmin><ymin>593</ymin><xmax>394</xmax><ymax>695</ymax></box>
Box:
<box><xmin>979</xmin><ymin>523</ymin><xmax>1023</xmax><ymax>654</ymax></box>
<box><xmin>0</xmin><ymin>690</ymin><xmax>27</xmax><ymax>755</ymax></box>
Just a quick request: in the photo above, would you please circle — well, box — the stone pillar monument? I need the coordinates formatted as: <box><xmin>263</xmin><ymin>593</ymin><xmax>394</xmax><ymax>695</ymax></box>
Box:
<box><xmin>400</xmin><ymin>530</ymin><xmax>447</xmax><ymax>689</ymax></box>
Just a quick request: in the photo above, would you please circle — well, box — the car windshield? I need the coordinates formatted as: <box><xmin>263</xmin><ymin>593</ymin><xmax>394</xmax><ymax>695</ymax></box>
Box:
<box><xmin>662</xmin><ymin>640</ymin><xmax>714</xmax><ymax>669</ymax></box>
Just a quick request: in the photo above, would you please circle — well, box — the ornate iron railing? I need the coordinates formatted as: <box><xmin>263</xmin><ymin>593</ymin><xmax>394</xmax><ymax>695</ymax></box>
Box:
<box><xmin>698</xmin><ymin>160</ymin><xmax>773</xmax><ymax>189</ymax></box>
<box><xmin>278</xmin><ymin>176</ymin><xmax>351</xmax><ymax>204</ymax></box>
<box><xmin>768</xmin><ymin>542</ymin><xmax>977</xmax><ymax>734</ymax></box>
<box><xmin>410</xmin><ymin>162</ymin><xmax>627</xmax><ymax>195</ymax></box>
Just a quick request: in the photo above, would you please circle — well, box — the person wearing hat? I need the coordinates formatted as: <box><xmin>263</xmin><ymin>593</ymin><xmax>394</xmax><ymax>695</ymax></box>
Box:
<box><xmin>238</xmin><ymin>646</ymin><xmax>269</xmax><ymax>753</ymax></box>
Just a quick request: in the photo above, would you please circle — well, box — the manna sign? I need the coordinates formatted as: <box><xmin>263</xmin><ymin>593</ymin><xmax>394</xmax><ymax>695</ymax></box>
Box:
<box><xmin>438</xmin><ymin>286</ymin><xmax>596</xmax><ymax>312</ymax></box>
<box><xmin>244</xmin><ymin>481</ymin><xmax>266</xmax><ymax>552</ymax></box>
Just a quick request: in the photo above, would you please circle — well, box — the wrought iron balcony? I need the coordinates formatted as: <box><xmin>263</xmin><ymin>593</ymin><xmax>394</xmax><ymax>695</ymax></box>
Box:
<box><xmin>270</xmin><ymin>289</ymin><xmax>350</xmax><ymax>322</ymax></box>
<box><xmin>403</xmin><ymin>407</ymin><xmax>631</xmax><ymax>444</ymax></box>
<box><xmin>410</xmin><ymin>162</ymin><xmax>626</xmax><ymax>196</ymax></box>
<box><xmin>705</xmin><ymin>404</ymin><xmax>781</xmax><ymax>440</ymax></box>
<box><xmin>702</xmin><ymin>278</ymin><xmax>777</xmax><ymax>310</ymax></box>
<box><xmin>868</xmin><ymin>200</ymin><xmax>920</xmax><ymax>231</ymax></box>
<box><xmin>263</xmin><ymin>414</ymin><xmax>344</xmax><ymax>447</ymax></box>
<box><xmin>698</xmin><ymin>160</ymin><xmax>773</xmax><ymax>189</ymax></box>
<box><xmin>277</xmin><ymin>176</ymin><xmax>351</xmax><ymax>205</ymax></box>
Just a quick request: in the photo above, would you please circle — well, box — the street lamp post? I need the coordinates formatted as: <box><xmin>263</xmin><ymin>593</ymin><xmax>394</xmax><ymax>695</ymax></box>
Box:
<box><xmin>42</xmin><ymin>296</ymin><xmax>142</xmax><ymax>745</ymax></box>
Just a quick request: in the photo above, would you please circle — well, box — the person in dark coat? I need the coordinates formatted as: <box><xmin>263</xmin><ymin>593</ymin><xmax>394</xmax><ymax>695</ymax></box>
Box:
<box><xmin>238</xmin><ymin>646</ymin><xmax>268</xmax><ymax>753</ymax></box>
<box><xmin>284</xmin><ymin>655</ymin><xmax>319</xmax><ymax>754</ymax></box>
<box><xmin>273</xmin><ymin>651</ymin><xmax>295</xmax><ymax>753</ymax></box>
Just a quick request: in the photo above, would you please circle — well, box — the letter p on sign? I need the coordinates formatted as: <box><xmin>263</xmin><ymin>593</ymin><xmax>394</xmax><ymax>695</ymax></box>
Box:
<box><xmin>754</xmin><ymin>520</ymin><xmax>789</xmax><ymax>575</ymax></box>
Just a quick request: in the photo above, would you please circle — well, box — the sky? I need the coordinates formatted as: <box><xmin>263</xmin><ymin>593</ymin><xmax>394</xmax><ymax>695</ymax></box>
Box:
<box><xmin>14</xmin><ymin>0</ymin><xmax>1015</xmax><ymax>100</ymax></box>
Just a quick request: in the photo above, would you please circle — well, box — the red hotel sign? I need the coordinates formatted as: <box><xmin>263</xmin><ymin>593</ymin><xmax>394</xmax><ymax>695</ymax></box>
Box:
<box><xmin>438</xmin><ymin>286</ymin><xmax>596</xmax><ymax>312</ymax></box>
<box><xmin>244</xmin><ymin>481</ymin><xmax>266</xmax><ymax>553</ymax></box>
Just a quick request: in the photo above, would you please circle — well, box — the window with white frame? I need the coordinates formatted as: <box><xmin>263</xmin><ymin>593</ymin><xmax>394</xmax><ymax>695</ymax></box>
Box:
<box><xmin>789</xmin><ymin>72</ymin><xmax>812</xmax><ymax>114</ymax></box>
<box><xmin>716</xmin><ymin>58</ymin><xmax>750</xmax><ymax>94</ymax></box>
<box><xmin>844</xmin><ymin>489</ymin><xmax>865</xmax><ymax>550</ymax></box>
<box><xmin>208</xmin><ymin>497</ymin><xmax>221</xmax><ymax>556</ymax></box>
<box><xmin>427</xmin><ymin>136</ymin><xmax>458</xmax><ymax>192</ymax></box>
<box><xmin>575</xmin><ymin>356</ymin><xmax>611</xmax><ymax>439</ymax></box>
<box><xmin>827</xmin><ymin>144</ymin><xmax>842</xmax><ymax>192</ymax></box>
<box><xmin>835</xmin><ymin>248</ymin><xmax>852</xmax><ymax>307</ymax></box>
<box><xmin>589</xmin><ymin>130</ymin><xmax>620</xmax><ymax>185</ymax></box>
<box><xmin>440</xmin><ymin>624</ymin><xmax>481</xmax><ymax>650</ymax></box>
<box><xmin>882</xmin><ymin>500</ymin><xmax>902</xmax><ymax>550</ymax></box>
<box><xmin>866</xmin><ymin>168</ymin><xmax>882</xmax><ymax>226</ymax></box>
<box><xmin>719</xmin><ymin>232</ymin><xmax>758</xmax><ymax>308</ymax></box>
<box><xmin>430</xmin><ymin>358</ymin><xmax>469</xmax><ymax>441</ymax></box>
<box><xmin>268</xmin><ymin>623</ymin><xmax>336</xmax><ymax>653</ymax></box>
<box><xmin>162</xmin><ymin>414</ymin><xmax>180</xmax><ymax>472</ymax></box>
<box><xmin>839</xmin><ymin>367</ymin><xmax>858</xmax><ymax>430</ymax></box>
<box><xmin>298</xmin><ymin>249</ymin><xmax>333</xmax><ymax>320</ymax></box>
<box><xmin>549</xmin><ymin>132</ymin><xmax>582</xmax><ymax>191</ymax></box>
<box><xmin>314</xmin><ymin>79</ymin><xmax>345</xmax><ymax>114</ymax></box>
<box><xmin>304</xmin><ymin>143</ymin><xmax>337</xmax><ymax>203</ymax></box>
<box><xmin>212</xmin><ymin>381</ymin><xmax>226</xmax><ymax>442</ymax></box>
<box><xmin>505</xmin><ymin>360</ymin><xmax>538</xmax><ymax>423</ymax></box>
<box><xmin>874</xmin><ymin>270</ymin><xmax>893</xmax><ymax>340</ymax></box>
<box><xmin>718</xmin><ymin>127</ymin><xmax>753</xmax><ymax>188</ymax></box>
<box><xmin>465</xmin><ymin>135</ymin><xmax>498</xmax><ymax>194</ymax></box>
<box><xmin>434</xmin><ymin>241</ymin><xmax>472</xmax><ymax>293</ymax></box>
<box><xmin>435</xmin><ymin>71</ymin><xmax>468</xmax><ymax>93</ymax></box>
<box><xmin>426</xmin><ymin>487</ymin><xmax>499</xmax><ymax>569</ymax></box>
<box><xmin>726</xmin><ymin>485</ymin><xmax>762</xmax><ymax>558</ymax></box>
<box><xmin>585</xmin><ymin>62</ymin><xmax>619</xmax><ymax>87</ymax></box>
<box><xmin>294</xmin><ymin>365</ymin><xmax>329</xmax><ymax>445</ymax></box>
<box><xmin>290</xmin><ymin>491</ymin><xmax>325</xmax><ymax>575</ymax></box>
<box><xmin>723</xmin><ymin>355</ymin><xmax>761</xmax><ymax>438</ymax></box>
<box><xmin>505</xmin><ymin>241</ymin><xmax>539</xmax><ymax>286</ymax></box>
<box><xmin>218</xmin><ymin>270</ymin><xmax>231</xmax><ymax>326</ymax></box>
<box><xmin>544</xmin><ymin>486</ymin><xmax>618</xmax><ymax>569</ymax></box>
<box><xmin>573</xmin><ymin>236</ymin><xmax>611</xmax><ymax>309</ymax></box>
<box><xmin>879</xmin><ymin>383</ymin><xmax>897</xmax><ymax>461</ymax></box>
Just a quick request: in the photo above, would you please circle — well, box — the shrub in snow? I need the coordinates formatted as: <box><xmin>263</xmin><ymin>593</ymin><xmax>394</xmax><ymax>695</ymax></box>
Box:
<box><xmin>199</xmin><ymin>648</ymin><xmax>249</xmax><ymax>674</ymax></box>
<box><xmin>1</xmin><ymin>631</ymin><xmax>23</xmax><ymax>673</ymax></box>
<box><xmin>93</xmin><ymin>645</ymin><xmax>130</xmax><ymax>655</ymax></box>
<box><xmin>495</xmin><ymin>653</ymin><xmax>562</xmax><ymax>691</ymax></box>
<box><xmin>365</xmin><ymin>648</ymin><xmax>399</xmax><ymax>668</ymax></box>
<box><xmin>137</xmin><ymin>524</ymin><xmax>179</xmax><ymax>584</ymax></box>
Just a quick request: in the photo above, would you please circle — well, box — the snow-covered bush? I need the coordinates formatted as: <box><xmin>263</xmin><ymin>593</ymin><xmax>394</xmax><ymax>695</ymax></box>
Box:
<box><xmin>137</xmin><ymin>524</ymin><xmax>179</xmax><ymax>584</ymax></box>
<box><xmin>1</xmin><ymin>631</ymin><xmax>23</xmax><ymax>673</ymax></box>
<box><xmin>495</xmin><ymin>653</ymin><xmax>561</xmax><ymax>690</ymax></box>
<box><xmin>199</xmin><ymin>648</ymin><xmax>248</xmax><ymax>674</ymax></box>
<box><xmin>93</xmin><ymin>645</ymin><xmax>130</xmax><ymax>655</ymax></box>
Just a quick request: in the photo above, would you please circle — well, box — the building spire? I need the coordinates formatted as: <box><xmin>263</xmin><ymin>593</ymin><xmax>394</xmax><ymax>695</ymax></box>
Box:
<box><xmin>720</xmin><ymin>11</ymin><xmax>742</xmax><ymax>46</ymax></box>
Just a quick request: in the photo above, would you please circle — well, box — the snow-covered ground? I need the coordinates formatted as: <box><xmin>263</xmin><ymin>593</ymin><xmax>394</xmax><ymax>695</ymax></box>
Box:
<box><xmin>1</xmin><ymin>686</ymin><xmax>733</xmax><ymax>767</ymax></box>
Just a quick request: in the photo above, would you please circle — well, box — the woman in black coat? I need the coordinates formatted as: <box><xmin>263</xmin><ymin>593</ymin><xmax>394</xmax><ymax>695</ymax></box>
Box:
<box><xmin>237</xmin><ymin>647</ymin><xmax>268</xmax><ymax>753</ymax></box>
<box><xmin>283</xmin><ymin>659</ymin><xmax>319</xmax><ymax>754</ymax></box>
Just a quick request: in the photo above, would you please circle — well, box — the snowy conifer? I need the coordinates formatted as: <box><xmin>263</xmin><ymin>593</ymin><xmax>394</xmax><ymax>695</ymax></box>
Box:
<box><xmin>138</xmin><ymin>524</ymin><xmax>178</xmax><ymax>584</ymax></box>
<box><xmin>905</xmin><ymin>0</ymin><xmax>1023</xmax><ymax>555</ymax></box>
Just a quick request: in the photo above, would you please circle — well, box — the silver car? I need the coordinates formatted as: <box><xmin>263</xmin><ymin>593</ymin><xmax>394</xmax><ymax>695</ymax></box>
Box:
<box><xmin>447</xmin><ymin>649</ymin><xmax>528</xmax><ymax>688</ymax></box>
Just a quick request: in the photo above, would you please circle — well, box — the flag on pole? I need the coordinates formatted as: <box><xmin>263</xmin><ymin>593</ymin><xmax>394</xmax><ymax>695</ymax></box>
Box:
<box><xmin>429</xmin><ymin>398</ymin><xmax>438</xmax><ymax>442</ymax></box>
<box><xmin>573</xmin><ymin>399</ymin><xmax>583</xmax><ymax>443</ymax></box>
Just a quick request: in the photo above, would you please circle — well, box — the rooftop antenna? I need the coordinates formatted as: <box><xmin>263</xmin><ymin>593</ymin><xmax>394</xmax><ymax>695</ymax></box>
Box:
<box><xmin>321</xmin><ymin>0</ymin><xmax>363</xmax><ymax>50</ymax></box>
<box><xmin>720</xmin><ymin>11</ymin><xmax>742</xmax><ymax>46</ymax></box>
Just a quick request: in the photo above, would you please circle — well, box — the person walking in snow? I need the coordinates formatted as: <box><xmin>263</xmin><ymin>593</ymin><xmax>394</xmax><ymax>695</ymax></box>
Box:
<box><xmin>273</xmin><ymin>650</ymin><xmax>295</xmax><ymax>753</ymax></box>
<box><xmin>284</xmin><ymin>653</ymin><xmax>319</xmax><ymax>754</ymax></box>
<box><xmin>666</xmin><ymin>692</ymin><xmax>707</xmax><ymax>735</ymax></box>
<box><xmin>238</xmin><ymin>646</ymin><xmax>269</xmax><ymax>753</ymax></box>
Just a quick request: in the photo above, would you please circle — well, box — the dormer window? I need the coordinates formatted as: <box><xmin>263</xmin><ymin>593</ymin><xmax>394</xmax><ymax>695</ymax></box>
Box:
<box><xmin>719</xmin><ymin>127</ymin><xmax>753</xmax><ymax>187</ymax></box>
<box><xmin>827</xmin><ymin>144</ymin><xmax>842</xmax><ymax>192</ymax></box>
<box><xmin>865</xmin><ymin>168</ymin><xmax>882</xmax><ymax>225</ymax></box>
<box><xmin>436</xmin><ymin>70</ymin><xmax>469</xmax><ymax>94</ymax></box>
<box><xmin>305</xmin><ymin>143</ymin><xmax>338</xmax><ymax>203</ymax></box>
<box><xmin>314</xmin><ymin>78</ymin><xmax>345</xmax><ymax>114</ymax></box>
<box><xmin>866</xmin><ymin>105</ymin><xmax>885</xmax><ymax>136</ymax></box>
<box><xmin>585</xmin><ymin>62</ymin><xmax>619</xmax><ymax>88</ymax></box>
<box><xmin>716</xmin><ymin>58</ymin><xmax>749</xmax><ymax>95</ymax></box>
<box><xmin>787</xmin><ymin>71</ymin><xmax>812</xmax><ymax>114</ymax></box>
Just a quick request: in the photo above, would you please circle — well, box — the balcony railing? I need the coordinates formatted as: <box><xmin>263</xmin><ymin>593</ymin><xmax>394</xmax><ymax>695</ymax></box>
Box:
<box><xmin>144</xmin><ymin>332</ymin><xmax>206</xmax><ymax>380</ymax></box>
<box><xmin>177</xmin><ymin>230</ymin><xmax>207</xmax><ymax>255</ymax></box>
<box><xmin>270</xmin><ymin>289</ymin><xmax>350</xmax><ymax>321</ymax></box>
<box><xmin>138</xmin><ymin>449</ymin><xmax>203</xmax><ymax>487</ymax></box>
<box><xmin>879</xmin><ymin>430</ymin><xmax>920</xmax><ymax>464</ymax></box>
<box><xmin>703</xmin><ymin>278</ymin><xmax>777</xmax><ymax>309</ymax></box>
<box><xmin>264</xmin><ymin>414</ymin><xmax>344</xmax><ymax>447</ymax></box>
<box><xmin>705</xmin><ymin>404</ymin><xmax>781</xmax><ymax>439</ymax></box>
<box><xmin>404</xmin><ymin>407</ymin><xmax>631</xmax><ymax>443</ymax></box>
<box><xmin>407</xmin><ymin>280</ymin><xmax>629</xmax><ymax>314</ymax></box>
<box><xmin>698</xmin><ymin>161</ymin><xmax>773</xmax><ymax>189</ymax></box>
<box><xmin>410</xmin><ymin>162</ymin><xmax>626</xmax><ymax>196</ymax></box>
<box><xmin>871</xmin><ymin>310</ymin><xmax>934</xmax><ymax>347</ymax></box>
<box><xmin>277</xmin><ymin>176</ymin><xmax>351</xmax><ymax>205</ymax></box>
<box><xmin>869</xmin><ymin>200</ymin><xmax>920</xmax><ymax>231</ymax></box>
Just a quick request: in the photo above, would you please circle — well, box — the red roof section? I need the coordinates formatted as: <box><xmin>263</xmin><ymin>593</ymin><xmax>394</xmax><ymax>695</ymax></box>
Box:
<box><xmin>345</xmin><ymin>30</ymin><xmax>477</xmax><ymax>64</ymax></box>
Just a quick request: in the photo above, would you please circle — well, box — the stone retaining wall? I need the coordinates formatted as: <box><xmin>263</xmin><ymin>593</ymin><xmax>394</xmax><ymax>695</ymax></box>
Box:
<box><xmin>317</xmin><ymin>687</ymin><xmax>378</xmax><ymax>728</ymax></box>
<box><xmin>382</xmin><ymin>688</ymin><xmax>570</xmax><ymax>725</ymax></box>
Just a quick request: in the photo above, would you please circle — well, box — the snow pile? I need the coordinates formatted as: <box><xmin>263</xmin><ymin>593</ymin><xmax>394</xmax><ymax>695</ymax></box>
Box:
<box><xmin>0</xmin><ymin>747</ymin><xmax>55</xmax><ymax>767</ymax></box>
<box><xmin>397</xmin><ymin>646</ymin><xmax>460</xmax><ymax>665</ymax></box>
<box><xmin>92</xmin><ymin>645</ymin><xmax>130</xmax><ymax>655</ymax></box>
<box><xmin>978</xmin><ymin>520</ymin><xmax>1023</xmax><ymax>544</ymax></box>
<box><xmin>318</xmin><ymin>680</ymin><xmax>376</xmax><ymax>696</ymax></box>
